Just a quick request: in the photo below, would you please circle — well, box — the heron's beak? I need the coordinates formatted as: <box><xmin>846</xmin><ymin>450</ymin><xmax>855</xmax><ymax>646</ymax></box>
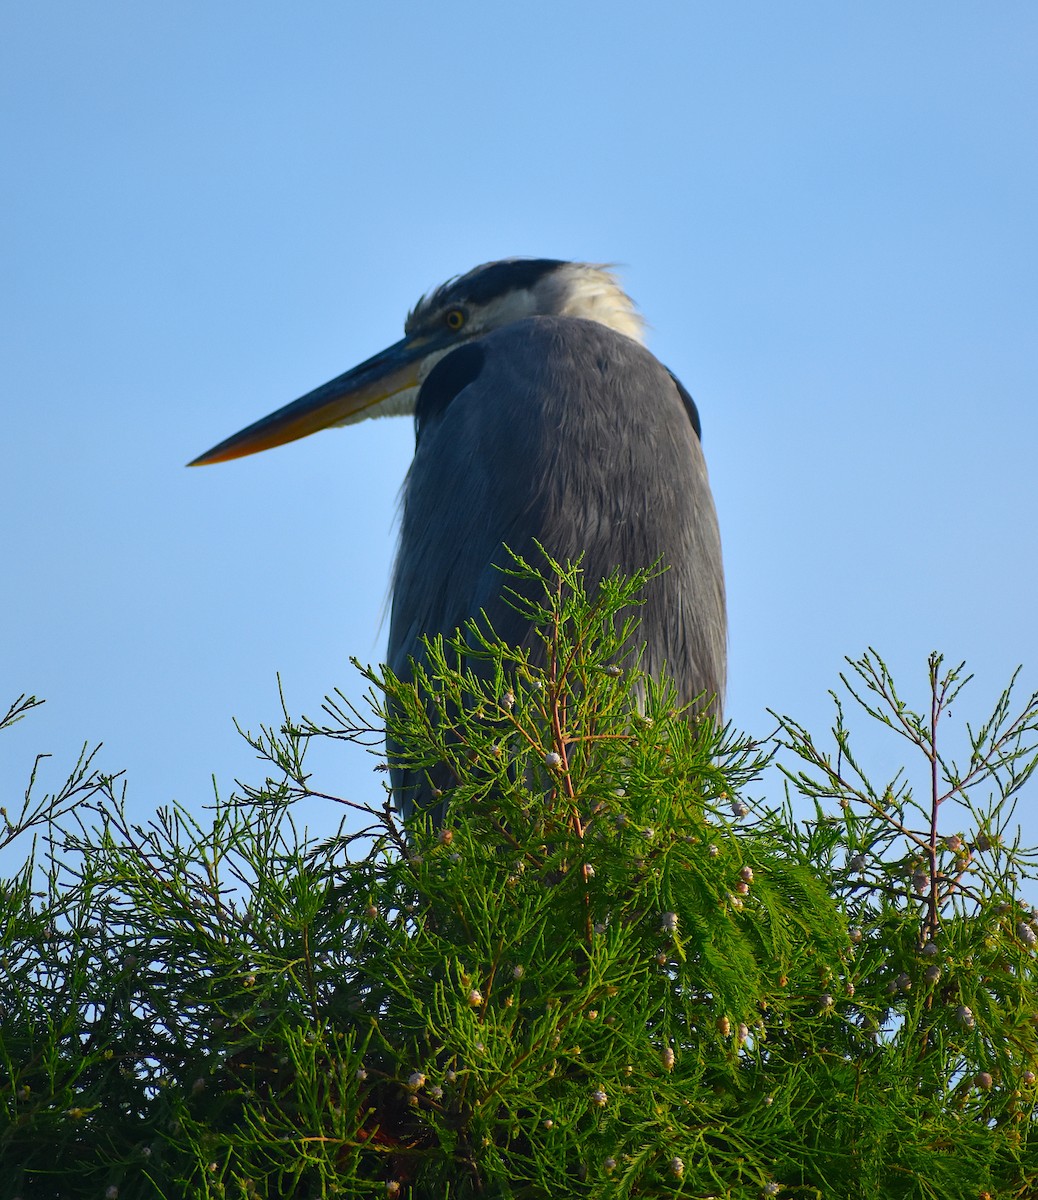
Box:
<box><xmin>188</xmin><ymin>334</ymin><xmax>437</xmax><ymax>466</ymax></box>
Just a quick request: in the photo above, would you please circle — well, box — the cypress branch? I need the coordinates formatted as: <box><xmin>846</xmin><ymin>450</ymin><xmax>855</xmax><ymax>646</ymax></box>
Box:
<box><xmin>2</xmin><ymin>558</ymin><xmax>1037</xmax><ymax>1197</ymax></box>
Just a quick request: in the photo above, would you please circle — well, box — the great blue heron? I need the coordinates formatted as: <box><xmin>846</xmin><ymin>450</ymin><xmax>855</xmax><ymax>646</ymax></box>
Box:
<box><xmin>190</xmin><ymin>258</ymin><xmax>726</xmax><ymax>819</ymax></box>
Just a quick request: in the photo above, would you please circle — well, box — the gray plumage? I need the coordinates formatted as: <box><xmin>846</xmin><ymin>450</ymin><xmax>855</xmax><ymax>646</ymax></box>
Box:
<box><xmin>189</xmin><ymin>258</ymin><xmax>726</xmax><ymax>823</ymax></box>
<box><xmin>389</xmin><ymin>312</ymin><xmax>724</xmax><ymax>817</ymax></box>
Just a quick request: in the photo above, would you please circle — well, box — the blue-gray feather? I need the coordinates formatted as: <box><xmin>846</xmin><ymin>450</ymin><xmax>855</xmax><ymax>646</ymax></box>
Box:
<box><xmin>388</xmin><ymin>315</ymin><xmax>725</xmax><ymax>819</ymax></box>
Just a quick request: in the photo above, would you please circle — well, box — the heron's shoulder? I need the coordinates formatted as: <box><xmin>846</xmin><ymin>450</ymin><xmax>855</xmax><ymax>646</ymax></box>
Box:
<box><xmin>474</xmin><ymin>316</ymin><xmax>677</xmax><ymax>396</ymax></box>
<box><xmin>479</xmin><ymin>317</ymin><xmax>703</xmax><ymax>439</ymax></box>
<box><xmin>480</xmin><ymin>314</ymin><xmax>659</xmax><ymax>366</ymax></box>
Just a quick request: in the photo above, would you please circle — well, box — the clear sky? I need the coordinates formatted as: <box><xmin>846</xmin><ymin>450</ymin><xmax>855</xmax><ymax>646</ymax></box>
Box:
<box><xmin>3</xmin><ymin>5</ymin><xmax>1037</xmax><ymax>874</ymax></box>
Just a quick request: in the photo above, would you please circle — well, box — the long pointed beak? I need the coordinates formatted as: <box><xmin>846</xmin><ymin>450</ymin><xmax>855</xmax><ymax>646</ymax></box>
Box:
<box><xmin>188</xmin><ymin>334</ymin><xmax>437</xmax><ymax>466</ymax></box>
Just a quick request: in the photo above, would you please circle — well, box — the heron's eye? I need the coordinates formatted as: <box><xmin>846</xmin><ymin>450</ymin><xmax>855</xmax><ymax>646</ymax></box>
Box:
<box><xmin>444</xmin><ymin>308</ymin><xmax>466</xmax><ymax>331</ymax></box>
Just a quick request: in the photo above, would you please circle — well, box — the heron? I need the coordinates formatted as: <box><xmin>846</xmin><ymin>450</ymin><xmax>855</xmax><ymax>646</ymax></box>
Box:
<box><xmin>190</xmin><ymin>258</ymin><xmax>726</xmax><ymax>819</ymax></box>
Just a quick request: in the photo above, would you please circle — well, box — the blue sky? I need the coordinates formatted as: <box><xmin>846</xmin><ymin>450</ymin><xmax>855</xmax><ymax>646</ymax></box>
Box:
<box><xmin>3</xmin><ymin>5</ymin><xmax>1037</xmax><ymax>874</ymax></box>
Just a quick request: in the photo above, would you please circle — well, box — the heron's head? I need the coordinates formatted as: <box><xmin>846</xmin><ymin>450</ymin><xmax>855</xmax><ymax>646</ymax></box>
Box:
<box><xmin>189</xmin><ymin>259</ymin><xmax>643</xmax><ymax>465</ymax></box>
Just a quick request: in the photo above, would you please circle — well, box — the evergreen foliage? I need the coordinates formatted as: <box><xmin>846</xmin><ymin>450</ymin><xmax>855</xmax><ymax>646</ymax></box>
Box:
<box><xmin>2</xmin><ymin>556</ymin><xmax>1038</xmax><ymax>1198</ymax></box>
